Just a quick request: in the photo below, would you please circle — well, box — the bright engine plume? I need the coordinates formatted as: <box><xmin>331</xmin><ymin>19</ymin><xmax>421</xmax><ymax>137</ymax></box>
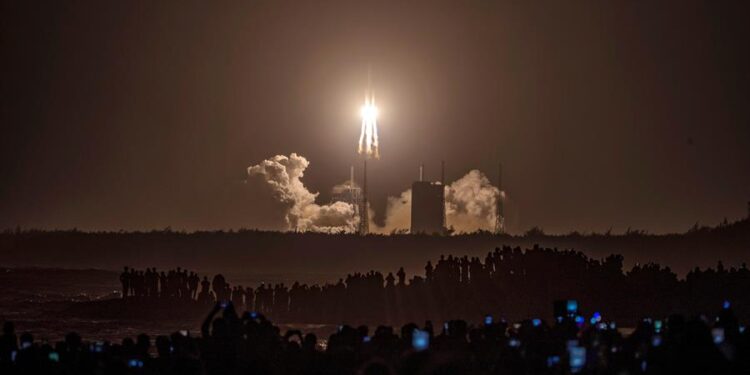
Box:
<box><xmin>358</xmin><ymin>95</ymin><xmax>379</xmax><ymax>158</ymax></box>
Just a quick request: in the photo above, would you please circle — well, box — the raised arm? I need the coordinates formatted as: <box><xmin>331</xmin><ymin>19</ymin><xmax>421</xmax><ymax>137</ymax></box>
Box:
<box><xmin>201</xmin><ymin>302</ymin><xmax>222</xmax><ymax>338</ymax></box>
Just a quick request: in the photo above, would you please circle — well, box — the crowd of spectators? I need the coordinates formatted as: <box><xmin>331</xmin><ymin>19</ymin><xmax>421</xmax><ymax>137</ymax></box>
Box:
<box><xmin>119</xmin><ymin>245</ymin><xmax>750</xmax><ymax>324</ymax></box>
<box><xmin>1</xmin><ymin>298</ymin><xmax>748</xmax><ymax>374</ymax></box>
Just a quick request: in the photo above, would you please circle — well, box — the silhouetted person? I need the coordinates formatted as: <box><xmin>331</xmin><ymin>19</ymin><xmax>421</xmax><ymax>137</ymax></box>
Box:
<box><xmin>396</xmin><ymin>267</ymin><xmax>406</xmax><ymax>286</ymax></box>
<box><xmin>385</xmin><ymin>272</ymin><xmax>395</xmax><ymax>288</ymax></box>
<box><xmin>425</xmin><ymin>261</ymin><xmax>434</xmax><ymax>282</ymax></box>
<box><xmin>212</xmin><ymin>274</ymin><xmax>227</xmax><ymax>302</ymax></box>
<box><xmin>244</xmin><ymin>286</ymin><xmax>254</xmax><ymax>312</ymax></box>
<box><xmin>189</xmin><ymin>272</ymin><xmax>200</xmax><ymax>299</ymax></box>
<box><xmin>120</xmin><ymin>267</ymin><xmax>130</xmax><ymax>298</ymax></box>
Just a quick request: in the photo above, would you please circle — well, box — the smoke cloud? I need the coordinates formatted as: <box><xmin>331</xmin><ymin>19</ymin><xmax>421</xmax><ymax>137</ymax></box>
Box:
<box><xmin>372</xmin><ymin>170</ymin><xmax>500</xmax><ymax>234</ymax></box>
<box><xmin>245</xmin><ymin>154</ymin><xmax>359</xmax><ymax>233</ymax></box>
<box><xmin>244</xmin><ymin>154</ymin><xmax>499</xmax><ymax>235</ymax></box>
<box><xmin>444</xmin><ymin>170</ymin><xmax>500</xmax><ymax>233</ymax></box>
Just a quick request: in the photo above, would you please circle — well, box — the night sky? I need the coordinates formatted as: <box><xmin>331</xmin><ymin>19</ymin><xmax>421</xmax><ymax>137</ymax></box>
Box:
<box><xmin>2</xmin><ymin>1</ymin><xmax>749</xmax><ymax>234</ymax></box>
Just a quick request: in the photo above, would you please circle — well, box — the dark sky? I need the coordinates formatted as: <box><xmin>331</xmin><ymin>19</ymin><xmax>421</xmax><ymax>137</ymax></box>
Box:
<box><xmin>2</xmin><ymin>1</ymin><xmax>749</xmax><ymax>234</ymax></box>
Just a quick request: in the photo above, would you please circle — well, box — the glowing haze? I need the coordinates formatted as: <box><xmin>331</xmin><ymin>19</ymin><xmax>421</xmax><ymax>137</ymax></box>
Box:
<box><xmin>357</xmin><ymin>95</ymin><xmax>379</xmax><ymax>159</ymax></box>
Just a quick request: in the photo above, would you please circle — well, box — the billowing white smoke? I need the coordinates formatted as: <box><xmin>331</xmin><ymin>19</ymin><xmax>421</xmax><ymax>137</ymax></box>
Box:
<box><xmin>444</xmin><ymin>170</ymin><xmax>500</xmax><ymax>233</ymax></box>
<box><xmin>245</xmin><ymin>154</ymin><xmax>358</xmax><ymax>233</ymax></box>
<box><xmin>372</xmin><ymin>170</ymin><xmax>500</xmax><ymax>234</ymax></box>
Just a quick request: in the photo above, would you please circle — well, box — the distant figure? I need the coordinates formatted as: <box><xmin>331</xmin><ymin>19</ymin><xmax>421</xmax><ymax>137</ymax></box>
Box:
<box><xmin>232</xmin><ymin>285</ymin><xmax>244</xmax><ymax>308</ymax></box>
<box><xmin>244</xmin><ymin>286</ymin><xmax>254</xmax><ymax>312</ymax></box>
<box><xmin>200</xmin><ymin>276</ymin><xmax>210</xmax><ymax>295</ymax></box>
<box><xmin>425</xmin><ymin>261</ymin><xmax>434</xmax><ymax>281</ymax></box>
<box><xmin>189</xmin><ymin>272</ymin><xmax>200</xmax><ymax>299</ymax></box>
<box><xmin>159</xmin><ymin>271</ymin><xmax>167</xmax><ymax>297</ymax></box>
<box><xmin>120</xmin><ymin>267</ymin><xmax>130</xmax><ymax>298</ymax></box>
<box><xmin>397</xmin><ymin>267</ymin><xmax>406</xmax><ymax>286</ymax></box>
<box><xmin>212</xmin><ymin>274</ymin><xmax>226</xmax><ymax>301</ymax></box>
<box><xmin>255</xmin><ymin>284</ymin><xmax>266</xmax><ymax>313</ymax></box>
<box><xmin>385</xmin><ymin>272</ymin><xmax>395</xmax><ymax>288</ymax></box>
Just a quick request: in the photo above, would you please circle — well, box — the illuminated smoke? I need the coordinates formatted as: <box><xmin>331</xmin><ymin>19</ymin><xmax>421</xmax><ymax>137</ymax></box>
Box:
<box><xmin>358</xmin><ymin>95</ymin><xmax>379</xmax><ymax>158</ymax></box>
<box><xmin>372</xmin><ymin>170</ymin><xmax>501</xmax><ymax>234</ymax></box>
<box><xmin>245</xmin><ymin>154</ymin><xmax>359</xmax><ymax>233</ymax></box>
<box><xmin>244</xmin><ymin>154</ymin><xmax>499</xmax><ymax>235</ymax></box>
<box><xmin>444</xmin><ymin>170</ymin><xmax>500</xmax><ymax>233</ymax></box>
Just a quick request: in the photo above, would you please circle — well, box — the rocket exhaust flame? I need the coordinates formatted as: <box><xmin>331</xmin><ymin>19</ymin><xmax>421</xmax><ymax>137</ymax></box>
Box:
<box><xmin>358</xmin><ymin>95</ymin><xmax>379</xmax><ymax>159</ymax></box>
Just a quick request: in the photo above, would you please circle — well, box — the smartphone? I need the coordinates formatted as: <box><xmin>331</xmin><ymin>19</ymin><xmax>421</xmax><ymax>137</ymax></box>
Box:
<box><xmin>508</xmin><ymin>338</ymin><xmax>521</xmax><ymax>348</ymax></box>
<box><xmin>412</xmin><ymin>329</ymin><xmax>429</xmax><ymax>351</ymax></box>
<box><xmin>11</xmin><ymin>350</ymin><xmax>17</xmax><ymax>362</ymax></box>
<box><xmin>712</xmin><ymin>328</ymin><xmax>725</xmax><ymax>344</ymax></box>
<box><xmin>532</xmin><ymin>318</ymin><xmax>542</xmax><ymax>327</ymax></box>
<box><xmin>220</xmin><ymin>300</ymin><xmax>228</xmax><ymax>309</ymax></box>
<box><xmin>94</xmin><ymin>341</ymin><xmax>104</xmax><ymax>353</ymax></box>
<box><xmin>723</xmin><ymin>300</ymin><xmax>731</xmax><ymax>309</ymax></box>
<box><xmin>568</xmin><ymin>346</ymin><xmax>586</xmax><ymax>373</ymax></box>
<box><xmin>654</xmin><ymin>320</ymin><xmax>662</xmax><ymax>333</ymax></box>
<box><xmin>179</xmin><ymin>330</ymin><xmax>188</xmax><ymax>337</ymax></box>
<box><xmin>128</xmin><ymin>359</ymin><xmax>144</xmax><ymax>368</ymax></box>
<box><xmin>484</xmin><ymin>315</ymin><xmax>493</xmax><ymax>325</ymax></box>
<box><xmin>48</xmin><ymin>352</ymin><xmax>60</xmax><ymax>362</ymax></box>
<box><xmin>250</xmin><ymin>311</ymin><xmax>258</xmax><ymax>319</ymax></box>
<box><xmin>566</xmin><ymin>300</ymin><xmax>578</xmax><ymax>314</ymax></box>
<box><xmin>363</xmin><ymin>336</ymin><xmax>371</xmax><ymax>343</ymax></box>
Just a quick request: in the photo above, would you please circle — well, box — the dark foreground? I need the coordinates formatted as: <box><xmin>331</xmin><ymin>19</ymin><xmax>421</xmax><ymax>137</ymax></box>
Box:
<box><xmin>1</xmin><ymin>300</ymin><xmax>747</xmax><ymax>375</ymax></box>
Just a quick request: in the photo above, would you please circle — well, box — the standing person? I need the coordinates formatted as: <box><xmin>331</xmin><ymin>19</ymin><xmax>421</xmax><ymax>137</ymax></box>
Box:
<box><xmin>120</xmin><ymin>267</ymin><xmax>130</xmax><ymax>299</ymax></box>
<box><xmin>397</xmin><ymin>267</ymin><xmax>406</xmax><ymax>286</ymax></box>
<box><xmin>244</xmin><ymin>286</ymin><xmax>254</xmax><ymax>312</ymax></box>
<box><xmin>189</xmin><ymin>272</ymin><xmax>200</xmax><ymax>299</ymax></box>
<box><xmin>212</xmin><ymin>274</ymin><xmax>226</xmax><ymax>302</ymax></box>
<box><xmin>425</xmin><ymin>261</ymin><xmax>434</xmax><ymax>282</ymax></box>
<box><xmin>159</xmin><ymin>271</ymin><xmax>168</xmax><ymax>298</ymax></box>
